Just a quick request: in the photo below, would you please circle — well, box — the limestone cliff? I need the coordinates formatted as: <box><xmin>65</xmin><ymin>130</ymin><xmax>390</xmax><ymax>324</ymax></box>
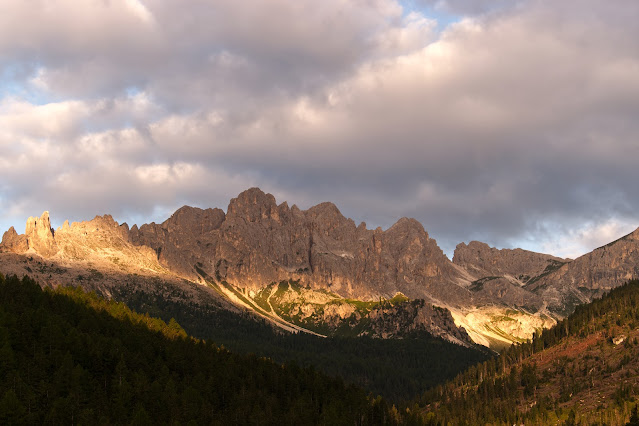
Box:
<box><xmin>453</xmin><ymin>241</ymin><xmax>568</xmax><ymax>284</ymax></box>
<box><xmin>1</xmin><ymin>212</ymin><xmax>59</xmax><ymax>257</ymax></box>
<box><xmin>0</xmin><ymin>195</ymin><xmax>477</xmax><ymax>345</ymax></box>
<box><xmin>365</xmin><ymin>299</ymin><xmax>472</xmax><ymax>344</ymax></box>
<box><xmin>0</xmin><ymin>212</ymin><xmax>237</xmax><ymax>319</ymax></box>
<box><xmin>131</xmin><ymin>188</ymin><xmax>473</xmax><ymax>306</ymax></box>
<box><xmin>26</xmin><ymin>212</ymin><xmax>58</xmax><ymax>257</ymax></box>
<box><xmin>526</xmin><ymin>227</ymin><xmax>639</xmax><ymax>315</ymax></box>
<box><xmin>0</xmin><ymin>227</ymin><xmax>28</xmax><ymax>253</ymax></box>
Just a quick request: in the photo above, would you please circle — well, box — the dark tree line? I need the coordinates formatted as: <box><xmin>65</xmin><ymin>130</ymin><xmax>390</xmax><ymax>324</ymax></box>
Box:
<box><xmin>0</xmin><ymin>272</ymin><xmax>418</xmax><ymax>425</ymax></box>
<box><xmin>113</xmin><ymin>285</ymin><xmax>490</xmax><ymax>402</ymax></box>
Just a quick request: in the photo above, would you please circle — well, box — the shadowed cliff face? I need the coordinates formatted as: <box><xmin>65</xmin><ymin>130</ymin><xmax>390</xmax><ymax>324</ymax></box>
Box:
<box><xmin>452</xmin><ymin>229</ymin><xmax>639</xmax><ymax>316</ymax></box>
<box><xmin>130</xmin><ymin>205</ymin><xmax>226</xmax><ymax>278</ymax></box>
<box><xmin>128</xmin><ymin>187</ymin><xmax>473</xmax><ymax>305</ymax></box>
<box><xmin>453</xmin><ymin>241</ymin><xmax>569</xmax><ymax>284</ymax></box>
<box><xmin>451</xmin><ymin>241</ymin><xmax>571</xmax><ymax>311</ymax></box>
<box><xmin>526</xmin><ymin>228</ymin><xmax>639</xmax><ymax>315</ymax></box>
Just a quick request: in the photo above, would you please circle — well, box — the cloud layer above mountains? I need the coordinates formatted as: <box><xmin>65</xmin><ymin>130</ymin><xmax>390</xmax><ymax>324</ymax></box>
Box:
<box><xmin>1</xmin><ymin>0</ymin><xmax>638</xmax><ymax>258</ymax></box>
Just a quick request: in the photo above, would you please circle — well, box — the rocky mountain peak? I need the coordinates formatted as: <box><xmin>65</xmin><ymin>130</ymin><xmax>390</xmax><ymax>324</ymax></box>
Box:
<box><xmin>11</xmin><ymin>190</ymin><xmax>639</xmax><ymax>348</ymax></box>
<box><xmin>387</xmin><ymin>217</ymin><xmax>428</xmax><ymax>237</ymax></box>
<box><xmin>306</xmin><ymin>202</ymin><xmax>342</xmax><ymax>219</ymax></box>
<box><xmin>453</xmin><ymin>240</ymin><xmax>566</xmax><ymax>283</ymax></box>
<box><xmin>165</xmin><ymin>206</ymin><xmax>225</xmax><ymax>235</ymax></box>
<box><xmin>227</xmin><ymin>187</ymin><xmax>278</xmax><ymax>223</ymax></box>
<box><xmin>62</xmin><ymin>214</ymin><xmax>131</xmax><ymax>242</ymax></box>
<box><xmin>305</xmin><ymin>202</ymin><xmax>355</xmax><ymax>236</ymax></box>
<box><xmin>25</xmin><ymin>211</ymin><xmax>58</xmax><ymax>257</ymax></box>
<box><xmin>0</xmin><ymin>226</ymin><xmax>28</xmax><ymax>253</ymax></box>
<box><xmin>603</xmin><ymin>226</ymin><xmax>639</xmax><ymax>245</ymax></box>
<box><xmin>90</xmin><ymin>214</ymin><xmax>119</xmax><ymax>229</ymax></box>
<box><xmin>455</xmin><ymin>240</ymin><xmax>487</xmax><ymax>251</ymax></box>
<box><xmin>528</xmin><ymin>226</ymin><xmax>639</xmax><ymax>315</ymax></box>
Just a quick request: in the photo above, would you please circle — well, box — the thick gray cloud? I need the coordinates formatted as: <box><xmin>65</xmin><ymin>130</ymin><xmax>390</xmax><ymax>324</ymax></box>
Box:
<box><xmin>1</xmin><ymin>0</ymin><xmax>638</xmax><ymax>259</ymax></box>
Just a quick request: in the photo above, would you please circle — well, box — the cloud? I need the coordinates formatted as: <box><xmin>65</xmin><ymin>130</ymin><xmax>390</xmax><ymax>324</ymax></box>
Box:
<box><xmin>419</xmin><ymin>0</ymin><xmax>521</xmax><ymax>16</ymax></box>
<box><xmin>1</xmin><ymin>0</ymin><xmax>639</xmax><ymax>259</ymax></box>
<box><xmin>536</xmin><ymin>219</ymin><xmax>639</xmax><ymax>260</ymax></box>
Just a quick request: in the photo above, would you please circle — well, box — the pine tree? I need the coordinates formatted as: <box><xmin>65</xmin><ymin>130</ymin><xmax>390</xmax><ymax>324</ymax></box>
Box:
<box><xmin>628</xmin><ymin>404</ymin><xmax>639</xmax><ymax>426</ymax></box>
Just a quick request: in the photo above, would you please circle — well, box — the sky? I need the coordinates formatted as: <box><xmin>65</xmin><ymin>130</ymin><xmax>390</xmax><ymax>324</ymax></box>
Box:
<box><xmin>1</xmin><ymin>0</ymin><xmax>639</xmax><ymax>259</ymax></box>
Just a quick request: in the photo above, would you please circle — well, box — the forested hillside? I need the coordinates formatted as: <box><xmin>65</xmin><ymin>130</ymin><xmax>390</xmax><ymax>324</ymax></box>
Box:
<box><xmin>113</xmin><ymin>283</ymin><xmax>490</xmax><ymax>401</ymax></box>
<box><xmin>418</xmin><ymin>280</ymin><xmax>639</xmax><ymax>425</ymax></box>
<box><xmin>0</xmin><ymin>272</ymin><xmax>413</xmax><ymax>425</ymax></box>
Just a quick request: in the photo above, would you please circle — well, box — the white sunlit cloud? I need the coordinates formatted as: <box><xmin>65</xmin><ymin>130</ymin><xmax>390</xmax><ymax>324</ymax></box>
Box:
<box><xmin>535</xmin><ymin>220</ymin><xmax>638</xmax><ymax>260</ymax></box>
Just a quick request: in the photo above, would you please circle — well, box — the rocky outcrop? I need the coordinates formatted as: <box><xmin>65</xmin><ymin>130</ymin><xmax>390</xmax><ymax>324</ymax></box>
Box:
<box><xmin>130</xmin><ymin>206</ymin><xmax>226</xmax><ymax>278</ymax></box>
<box><xmin>0</xmin><ymin>227</ymin><xmax>28</xmax><ymax>253</ymax></box>
<box><xmin>130</xmin><ymin>188</ymin><xmax>473</xmax><ymax>305</ymax></box>
<box><xmin>468</xmin><ymin>277</ymin><xmax>544</xmax><ymax>311</ymax></box>
<box><xmin>453</xmin><ymin>241</ymin><xmax>568</xmax><ymax>284</ymax></box>
<box><xmin>366</xmin><ymin>299</ymin><xmax>472</xmax><ymax>345</ymax></box>
<box><xmin>0</xmin><ymin>212</ymin><xmax>59</xmax><ymax>256</ymax></box>
<box><xmin>527</xmin><ymin>227</ymin><xmax>639</xmax><ymax>315</ymax></box>
<box><xmin>25</xmin><ymin>212</ymin><xmax>58</xmax><ymax>257</ymax></box>
<box><xmin>0</xmin><ymin>212</ymin><xmax>164</xmax><ymax>278</ymax></box>
<box><xmin>253</xmin><ymin>281</ymin><xmax>474</xmax><ymax>345</ymax></box>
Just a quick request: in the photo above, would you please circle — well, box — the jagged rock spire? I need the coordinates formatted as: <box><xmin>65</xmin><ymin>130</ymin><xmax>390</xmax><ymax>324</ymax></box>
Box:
<box><xmin>25</xmin><ymin>211</ymin><xmax>58</xmax><ymax>257</ymax></box>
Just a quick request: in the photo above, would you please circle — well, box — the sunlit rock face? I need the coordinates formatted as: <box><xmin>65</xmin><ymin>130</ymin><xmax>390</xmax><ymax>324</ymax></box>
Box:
<box><xmin>0</xmin><ymin>227</ymin><xmax>28</xmax><ymax>253</ymax></box>
<box><xmin>129</xmin><ymin>187</ymin><xmax>474</xmax><ymax>305</ymax></box>
<box><xmin>25</xmin><ymin>212</ymin><xmax>58</xmax><ymax>257</ymax></box>
<box><xmin>0</xmin><ymin>211</ymin><xmax>164</xmax><ymax>277</ymax></box>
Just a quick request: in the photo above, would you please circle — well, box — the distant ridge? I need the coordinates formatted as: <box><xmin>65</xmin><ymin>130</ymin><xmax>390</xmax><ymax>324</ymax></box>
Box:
<box><xmin>2</xmin><ymin>187</ymin><xmax>639</xmax><ymax>348</ymax></box>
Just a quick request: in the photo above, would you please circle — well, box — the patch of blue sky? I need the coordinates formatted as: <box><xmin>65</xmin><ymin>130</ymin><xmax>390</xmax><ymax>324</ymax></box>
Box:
<box><xmin>125</xmin><ymin>86</ymin><xmax>142</xmax><ymax>98</ymax></box>
<box><xmin>0</xmin><ymin>81</ymin><xmax>52</xmax><ymax>105</ymax></box>
<box><xmin>399</xmin><ymin>0</ymin><xmax>462</xmax><ymax>30</ymax></box>
<box><xmin>1</xmin><ymin>63</ymin><xmax>53</xmax><ymax>105</ymax></box>
<box><xmin>0</xmin><ymin>194</ymin><xmax>22</xmax><ymax>237</ymax></box>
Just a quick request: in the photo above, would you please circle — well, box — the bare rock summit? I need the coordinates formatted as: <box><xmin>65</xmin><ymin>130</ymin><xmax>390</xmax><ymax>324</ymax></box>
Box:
<box><xmin>453</xmin><ymin>240</ymin><xmax>568</xmax><ymax>284</ymax></box>
<box><xmin>527</xmin><ymin>226</ymin><xmax>639</xmax><ymax>315</ymax></box>
<box><xmin>0</xmin><ymin>227</ymin><xmax>28</xmax><ymax>253</ymax></box>
<box><xmin>131</xmin><ymin>187</ymin><xmax>473</xmax><ymax>305</ymax></box>
<box><xmin>25</xmin><ymin>212</ymin><xmax>58</xmax><ymax>257</ymax></box>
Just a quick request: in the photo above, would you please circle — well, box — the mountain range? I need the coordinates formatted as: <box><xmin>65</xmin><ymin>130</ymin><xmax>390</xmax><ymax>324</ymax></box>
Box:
<box><xmin>2</xmin><ymin>187</ymin><xmax>638</xmax><ymax>349</ymax></box>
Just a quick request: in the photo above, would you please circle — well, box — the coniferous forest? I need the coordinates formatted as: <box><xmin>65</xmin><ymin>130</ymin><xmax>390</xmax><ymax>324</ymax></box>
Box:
<box><xmin>416</xmin><ymin>280</ymin><xmax>639</xmax><ymax>425</ymax></box>
<box><xmin>0</xmin><ymin>272</ymin><xmax>417</xmax><ymax>425</ymax></box>
<box><xmin>4</xmin><ymin>270</ymin><xmax>639</xmax><ymax>425</ymax></box>
<box><xmin>112</xmin><ymin>284</ymin><xmax>490</xmax><ymax>402</ymax></box>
